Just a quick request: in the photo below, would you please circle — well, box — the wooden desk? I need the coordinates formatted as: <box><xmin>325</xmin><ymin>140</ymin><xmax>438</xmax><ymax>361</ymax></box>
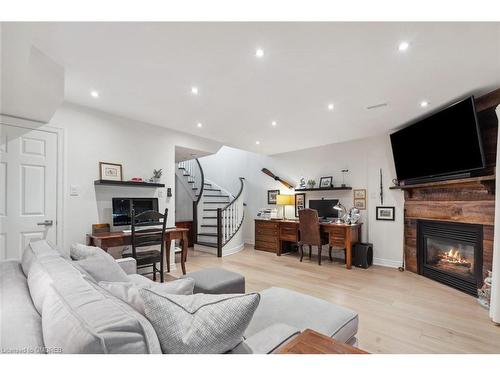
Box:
<box><xmin>278</xmin><ymin>329</ymin><xmax>368</xmax><ymax>354</ymax></box>
<box><xmin>86</xmin><ymin>227</ymin><xmax>189</xmax><ymax>275</ymax></box>
<box><xmin>254</xmin><ymin>219</ymin><xmax>362</xmax><ymax>269</ymax></box>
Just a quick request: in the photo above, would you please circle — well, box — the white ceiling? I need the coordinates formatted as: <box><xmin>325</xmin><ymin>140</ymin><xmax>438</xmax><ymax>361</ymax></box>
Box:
<box><xmin>10</xmin><ymin>22</ymin><xmax>500</xmax><ymax>155</ymax></box>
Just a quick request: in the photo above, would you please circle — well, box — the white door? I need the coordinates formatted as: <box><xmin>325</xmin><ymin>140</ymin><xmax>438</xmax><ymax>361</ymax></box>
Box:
<box><xmin>0</xmin><ymin>123</ymin><xmax>58</xmax><ymax>260</ymax></box>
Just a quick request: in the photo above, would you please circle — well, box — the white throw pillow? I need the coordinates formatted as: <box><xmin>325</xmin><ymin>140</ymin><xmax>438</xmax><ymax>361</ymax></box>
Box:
<box><xmin>70</xmin><ymin>243</ymin><xmax>99</xmax><ymax>260</ymax></box>
<box><xmin>73</xmin><ymin>249</ymin><xmax>129</xmax><ymax>283</ymax></box>
<box><xmin>139</xmin><ymin>289</ymin><xmax>260</xmax><ymax>354</ymax></box>
<box><xmin>98</xmin><ymin>278</ymin><xmax>195</xmax><ymax>314</ymax></box>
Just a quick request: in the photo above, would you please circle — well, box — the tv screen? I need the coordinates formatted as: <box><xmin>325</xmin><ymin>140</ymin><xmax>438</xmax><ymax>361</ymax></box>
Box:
<box><xmin>309</xmin><ymin>199</ymin><xmax>339</xmax><ymax>219</ymax></box>
<box><xmin>112</xmin><ymin>198</ymin><xmax>159</xmax><ymax>226</ymax></box>
<box><xmin>390</xmin><ymin>96</ymin><xmax>484</xmax><ymax>182</ymax></box>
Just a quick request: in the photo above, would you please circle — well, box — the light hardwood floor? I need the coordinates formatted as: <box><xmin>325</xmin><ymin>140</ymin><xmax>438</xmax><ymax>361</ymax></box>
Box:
<box><xmin>169</xmin><ymin>245</ymin><xmax>500</xmax><ymax>354</ymax></box>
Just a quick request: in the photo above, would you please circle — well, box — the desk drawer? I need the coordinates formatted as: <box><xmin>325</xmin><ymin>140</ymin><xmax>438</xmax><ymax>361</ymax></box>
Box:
<box><xmin>256</xmin><ymin>220</ymin><xmax>279</xmax><ymax>229</ymax></box>
<box><xmin>256</xmin><ymin>227</ymin><xmax>278</xmax><ymax>236</ymax></box>
<box><xmin>255</xmin><ymin>240</ymin><xmax>278</xmax><ymax>252</ymax></box>
<box><xmin>280</xmin><ymin>224</ymin><xmax>298</xmax><ymax>242</ymax></box>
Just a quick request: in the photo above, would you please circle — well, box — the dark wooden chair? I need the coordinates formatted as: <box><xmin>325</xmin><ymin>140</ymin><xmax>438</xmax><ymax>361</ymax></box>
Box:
<box><xmin>298</xmin><ymin>208</ymin><xmax>332</xmax><ymax>265</ymax></box>
<box><xmin>123</xmin><ymin>208</ymin><xmax>168</xmax><ymax>282</ymax></box>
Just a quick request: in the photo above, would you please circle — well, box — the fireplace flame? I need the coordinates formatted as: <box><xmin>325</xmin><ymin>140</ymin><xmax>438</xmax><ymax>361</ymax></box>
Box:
<box><xmin>440</xmin><ymin>248</ymin><xmax>470</xmax><ymax>266</ymax></box>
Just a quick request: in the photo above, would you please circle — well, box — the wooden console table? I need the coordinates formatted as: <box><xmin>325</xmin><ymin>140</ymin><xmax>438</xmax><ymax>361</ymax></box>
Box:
<box><xmin>86</xmin><ymin>227</ymin><xmax>189</xmax><ymax>275</ymax></box>
<box><xmin>278</xmin><ymin>329</ymin><xmax>368</xmax><ymax>354</ymax></box>
<box><xmin>254</xmin><ymin>219</ymin><xmax>362</xmax><ymax>269</ymax></box>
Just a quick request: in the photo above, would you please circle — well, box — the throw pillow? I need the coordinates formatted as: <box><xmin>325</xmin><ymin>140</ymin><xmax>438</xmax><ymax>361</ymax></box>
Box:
<box><xmin>73</xmin><ymin>249</ymin><xmax>129</xmax><ymax>283</ymax></box>
<box><xmin>98</xmin><ymin>278</ymin><xmax>195</xmax><ymax>314</ymax></box>
<box><xmin>139</xmin><ymin>289</ymin><xmax>260</xmax><ymax>354</ymax></box>
<box><xmin>70</xmin><ymin>243</ymin><xmax>99</xmax><ymax>260</ymax></box>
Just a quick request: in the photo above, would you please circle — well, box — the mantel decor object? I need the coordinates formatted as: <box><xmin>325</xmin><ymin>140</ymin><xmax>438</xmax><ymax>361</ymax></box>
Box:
<box><xmin>151</xmin><ymin>168</ymin><xmax>163</xmax><ymax>183</ymax></box>
<box><xmin>99</xmin><ymin>162</ymin><xmax>123</xmax><ymax>181</ymax></box>
<box><xmin>319</xmin><ymin>176</ymin><xmax>333</xmax><ymax>188</ymax></box>
<box><xmin>341</xmin><ymin>169</ymin><xmax>349</xmax><ymax>188</ymax></box>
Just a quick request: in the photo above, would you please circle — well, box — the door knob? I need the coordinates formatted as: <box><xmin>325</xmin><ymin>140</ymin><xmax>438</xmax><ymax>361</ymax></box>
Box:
<box><xmin>37</xmin><ymin>220</ymin><xmax>54</xmax><ymax>226</ymax></box>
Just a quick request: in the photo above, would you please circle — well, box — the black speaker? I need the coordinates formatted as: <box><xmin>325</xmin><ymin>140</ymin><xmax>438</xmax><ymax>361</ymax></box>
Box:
<box><xmin>353</xmin><ymin>243</ymin><xmax>373</xmax><ymax>269</ymax></box>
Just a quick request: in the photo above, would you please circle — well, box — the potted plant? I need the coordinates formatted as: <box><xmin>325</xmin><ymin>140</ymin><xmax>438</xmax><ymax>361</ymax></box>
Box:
<box><xmin>307</xmin><ymin>179</ymin><xmax>316</xmax><ymax>189</ymax></box>
<box><xmin>152</xmin><ymin>169</ymin><xmax>163</xmax><ymax>183</ymax></box>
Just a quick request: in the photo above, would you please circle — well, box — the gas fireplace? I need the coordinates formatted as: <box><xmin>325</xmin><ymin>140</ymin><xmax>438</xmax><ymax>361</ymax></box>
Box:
<box><xmin>417</xmin><ymin>220</ymin><xmax>483</xmax><ymax>296</ymax></box>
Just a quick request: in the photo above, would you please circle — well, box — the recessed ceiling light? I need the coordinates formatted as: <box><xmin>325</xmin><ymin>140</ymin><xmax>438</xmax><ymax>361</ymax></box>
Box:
<box><xmin>191</xmin><ymin>87</ymin><xmax>199</xmax><ymax>95</ymax></box>
<box><xmin>255</xmin><ymin>48</ymin><xmax>264</xmax><ymax>58</ymax></box>
<box><xmin>255</xmin><ymin>141</ymin><xmax>260</xmax><ymax>145</ymax></box>
<box><xmin>327</xmin><ymin>103</ymin><xmax>334</xmax><ymax>111</ymax></box>
<box><xmin>90</xmin><ymin>90</ymin><xmax>99</xmax><ymax>98</ymax></box>
<box><xmin>398</xmin><ymin>41</ymin><xmax>410</xmax><ymax>52</ymax></box>
<box><xmin>271</xmin><ymin>121</ymin><xmax>277</xmax><ymax>126</ymax></box>
<box><xmin>420</xmin><ymin>101</ymin><xmax>429</xmax><ymax>108</ymax></box>
<box><xmin>197</xmin><ymin>122</ymin><xmax>203</xmax><ymax>128</ymax></box>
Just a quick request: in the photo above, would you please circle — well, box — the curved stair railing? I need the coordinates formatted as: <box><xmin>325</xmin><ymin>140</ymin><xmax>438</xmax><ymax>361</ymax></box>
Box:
<box><xmin>177</xmin><ymin>159</ymin><xmax>204</xmax><ymax>241</ymax></box>
<box><xmin>216</xmin><ymin>177</ymin><xmax>245</xmax><ymax>257</ymax></box>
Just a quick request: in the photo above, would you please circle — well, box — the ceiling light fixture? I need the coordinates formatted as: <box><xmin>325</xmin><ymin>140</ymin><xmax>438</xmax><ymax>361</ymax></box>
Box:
<box><xmin>420</xmin><ymin>101</ymin><xmax>429</xmax><ymax>108</ymax></box>
<box><xmin>255</xmin><ymin>141</ymin><xmax>260</xmax><ymax>145</ymax></box>
<box><xmin>255</xmin><ymin>48</ymin><xmax>264</xmax><ymax>58</ymax></box>
<box><xmin>327</xmin><ymin>103</ymin><xmax>334</xmax><ymax>111</ymax></box>
<box><xmin>398</xmin><ymin>41</ymin><xmax>410</xmax><ymax>52</ymax></box>
<box><xmin>271</xmin><ymin>121</ymin><xmax>277</xmax><ymax>126</ymax></box>
<box><xmin>191</xmin><ymin>87</ymin><xmax>199</xmax><ymax>95</ymax></box>
<box><xmin>90</xmin><ymin>90</ymin><xmax>99</xmax><ymax>98</ymax></box>
<box><xmin>197</xmin><ymin>122</ymin><xmax>203</xmax><ymax>128</ymax></box>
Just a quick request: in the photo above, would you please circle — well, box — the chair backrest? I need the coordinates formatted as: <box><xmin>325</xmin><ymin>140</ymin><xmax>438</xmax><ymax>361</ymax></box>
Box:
<box><xmin>298</xmin><ymin>208</ymin><xmax>322</xmax><ymax>246</ymax></box>
<box><xmin>92</xmin><ymin>223</ymin><xmax>110</xmax><ymax>234</ymax></box>
<box><xmin>130</xmin><ymin>208</ymin><xmax>168</xmax><ymax>258</ymax></box>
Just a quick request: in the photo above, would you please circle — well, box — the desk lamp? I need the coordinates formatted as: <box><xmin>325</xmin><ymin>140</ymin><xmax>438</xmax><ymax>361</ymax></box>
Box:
<box><xmin>276</xmin><ymin>194</ymin><xmax>295</xmax><ymax>220</ymax></box>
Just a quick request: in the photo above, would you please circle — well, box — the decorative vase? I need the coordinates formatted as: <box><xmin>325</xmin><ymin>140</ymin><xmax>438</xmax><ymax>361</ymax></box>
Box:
<box><xmin>478</xmin><ymin>270</ymin><xmax>492</xmax><ymax>309</ymax></box>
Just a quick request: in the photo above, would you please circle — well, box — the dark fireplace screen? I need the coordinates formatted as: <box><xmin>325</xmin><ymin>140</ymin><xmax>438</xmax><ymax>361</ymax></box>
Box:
<box><xmin>418</xmin><ymin>220</ymin><xmax>482</xmax><ymax>296</ymax></box>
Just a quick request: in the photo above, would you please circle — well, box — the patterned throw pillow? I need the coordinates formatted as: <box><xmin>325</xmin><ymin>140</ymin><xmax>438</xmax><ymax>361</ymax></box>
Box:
<box><xmin>139</xmin><ymin>289</ymin><xmax>260</xmax><ymax>354</ymax></box>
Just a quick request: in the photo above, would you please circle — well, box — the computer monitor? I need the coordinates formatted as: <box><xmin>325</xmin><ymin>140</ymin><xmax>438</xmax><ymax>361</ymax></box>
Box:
<box><xmin>112</xmin><ymin>198</ymin><xmax>159</xmax><ymax>226</ymax></box>
<box><xmin>308</xmin><ymin>199</ymin><xmax>339</xmax><ymax>219</ymax></box>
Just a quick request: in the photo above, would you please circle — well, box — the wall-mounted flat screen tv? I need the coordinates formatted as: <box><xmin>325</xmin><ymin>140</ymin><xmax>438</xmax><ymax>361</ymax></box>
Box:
<box><xmin>390</xmin><ymin>96</ymin><xmax>485</xmax><ymax>182</ymax></box>
<box><xmin>112</xmin><ymin>197</ymin><xmax>159</xmax><ymax>226</ymax></box>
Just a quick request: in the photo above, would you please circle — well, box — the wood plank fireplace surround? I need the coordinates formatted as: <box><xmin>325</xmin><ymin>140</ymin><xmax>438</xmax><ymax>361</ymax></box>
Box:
<box><xmin>398</xmin><ymin>89</ymin><xmax>500</xmax><ymax>296</ymax></box>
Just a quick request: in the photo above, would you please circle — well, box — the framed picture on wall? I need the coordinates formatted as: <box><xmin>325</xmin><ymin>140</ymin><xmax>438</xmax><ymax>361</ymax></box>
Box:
<box><xmin>353</xmin><ymin>189</ymin><xmax>366</xmax><ymax>199</ymax></box>
<box><xmin>295</xmin><ymin>193</ymin><xmax>306</xmax><ymax>217</ymax></box>
<box><xmin>319</xmin><ymin>176</ymin><xmax>333</xmax><ymax>188</ymax></box>
<box><xmin>99</xmin><ymin>162</ymin><xmax>123</xmax><ymax>181</ymax></box>
<box><xmin>268</xmin><ymin>190</ymin><xmax>280</xmax><ymax>205</ymax></box>
<box><xmin>376</xmin><ymin>206</ymin><xmax>395</xmax><ymax>221</ymax></box>
<box><xmin>354</xmin><ymin>198</ymin><xmax>366</xmax><ymax>210</ymax></box>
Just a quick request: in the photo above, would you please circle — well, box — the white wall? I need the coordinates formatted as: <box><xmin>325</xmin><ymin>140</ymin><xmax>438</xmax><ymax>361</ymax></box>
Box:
<box><xmin>50</xmin><ymin>102</ymin><xmax>222</xmax><ymax>252</ymax></box>
<box><xmin>175</xmin><ymin>177</ymin><xmax>193</xmax><ymax>222</ymax></box>
<box><xmin>199</xmin><ymin>135</ymin><xmax>405</xmax><ymax>268</ymax></box>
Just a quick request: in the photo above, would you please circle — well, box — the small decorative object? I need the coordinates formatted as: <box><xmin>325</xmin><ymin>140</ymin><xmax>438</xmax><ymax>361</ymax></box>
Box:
<box><xmin>341</xmin><ymin>169</ymin><xmax>349</xmax><ymax>187</ymax></box>
<box><xmin>353</xmin><ymin>189</ymin><xmax>366</xmax><ymax>199</ymax></box>
<box><xmin>354</xmin><ymin>198</ymin><xmax>366</xmax><ymax>210</ymax></box>
<box><xmin>261</xmin><ymin>168</ymin><xmax>294</xmax><ymax>189</ymax></box>
<box><xmin>307</xmin><ymin>179</ymin><xmax>316</xmax><ymax>189</ymax></box>
<box><xmin>152</xmin><ymin>169</ymin><xmax>163</xmax><ymax>183</ymax></box>
<box><xmin>478</xmin><ymin>270</ymin><xmax>492</xmax><ymax>308</ymax></box>
<box><xmin>130</xmin><ymin>177</ymin><xmax>144</xmax><ymax>182</ymax></box>
<box><xmin>379</xmin><ymin>168</ymin><xmax>384</xmax><ymax>205</ymax></box>
<box><xmin>99</xmin><ymin>162</ymin><xmax>123</xmax><ymax>181</ymax></box>
<box><xmin>299</xmin><ymin>177</ymin><xmax>306</xmax><ymax>189</ymax></box>
<box><xmin>392</xmin><ymin>178</ymin><xmax>400</xmax><ymax>187</ymax></box>
<box><xmin>348</xmin><ymin>207</ymin><xmax>361</xmax><ymax>224</ymax></box>
<box><xmin>319</xmin><ymin>176</ymin><xmax>333</xmax><ymax>188</ymax></box>
<box><xmin>267</xmin><ymin>190</ymin><xmax>280</xmax><ymax>205</ymax></box>
<box><xmin>295</xmin><ymin>193</ymin><xmax>306</xmax><ymax>217</ymax></box>
<box><xmin>376</xmin><ymin>206</ymin><xmax>395</xmax><ymax>221</ymax></box>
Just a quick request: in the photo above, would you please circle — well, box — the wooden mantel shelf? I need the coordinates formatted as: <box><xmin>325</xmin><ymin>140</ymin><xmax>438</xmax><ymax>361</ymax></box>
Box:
<box><xmin>389</xmin><ymin>175</ymin><xmax>495</xmax><ymax>195</ymax></box>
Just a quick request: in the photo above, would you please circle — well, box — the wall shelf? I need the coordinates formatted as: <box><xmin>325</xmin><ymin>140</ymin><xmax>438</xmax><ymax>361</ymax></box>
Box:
<box><xmin>294</xmin><ymin>186</ymin><xmax>352</xmax><ymax>192</ymax></box>
<box><xmin>94</xmin><ymin>179</ymin><xmax>165</xmax><ymax>188</ymax></box>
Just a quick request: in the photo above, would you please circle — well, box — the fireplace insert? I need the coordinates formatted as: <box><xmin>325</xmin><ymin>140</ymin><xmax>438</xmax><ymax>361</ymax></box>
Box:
<box><xmin>417</xmin><ymin>220</ymin><xmax>483</xmax><ymax>296</ymax></box>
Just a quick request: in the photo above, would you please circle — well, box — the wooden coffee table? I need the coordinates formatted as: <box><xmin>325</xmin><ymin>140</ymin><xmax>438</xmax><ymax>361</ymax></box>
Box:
<box><xmin>278</xmin><ymin>329</ymin><xmax>369</xmax><ymax>354</ymax></box>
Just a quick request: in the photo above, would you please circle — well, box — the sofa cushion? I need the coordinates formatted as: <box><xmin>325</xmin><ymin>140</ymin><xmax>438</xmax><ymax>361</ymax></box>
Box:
<box><xmin>229</xmin><ymin>323</ymin><xmax>300</xmax><ymax>354</ymax></box>
<box><xmin>98</xmin><ymin>278</ymin><xmax>195</xmax><ymax>314</ymax></box>
<box><xmin>70</xmin><ymin>243</ymin><xmax>99</xmax><ymax>260</ymax></box>
<box><xmin>140</xmin><ymin>289</ymin><xmax>260</xmax><ymax>354</ymax></box>
<box><xmin>182</xmin><ymin>267</ymin><xmax>245</xmax><ymax>294</ymax></box>
<box><xmin>0</xmin><ymin>260</ymin><xmax>44</xmax><ymax>353</ymax></box>
<box><xmin>21</xmin><ymin>239</ymin><xmax>63</xmax><ymax>277</ymax></box>
<box><xmin>72</xmin><ymin>248</ymin><xmax>129</xmax><ymax>283</ymax></box>
<box><xmin>244</xmin><ymin>287</ymin><xmax>358</xmax><ymax>343</ymax></box>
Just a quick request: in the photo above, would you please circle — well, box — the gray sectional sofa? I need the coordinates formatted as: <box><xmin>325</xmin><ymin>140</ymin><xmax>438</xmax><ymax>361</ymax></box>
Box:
<box><xmin>0</xmin><ymin>240</ymin><xmax>358</xmax><ymax>354</ymax></box>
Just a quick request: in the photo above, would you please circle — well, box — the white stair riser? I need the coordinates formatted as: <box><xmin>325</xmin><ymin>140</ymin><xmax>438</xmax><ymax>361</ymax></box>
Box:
<box><xmin>200</xmin><ymin>226</ymin><xmax>218</xmax><ymax>234</ymax></box>
<box><xmin>197</xmin><ymin>235</ymin><xmax>217</xmax><ymax>243</ymax></box>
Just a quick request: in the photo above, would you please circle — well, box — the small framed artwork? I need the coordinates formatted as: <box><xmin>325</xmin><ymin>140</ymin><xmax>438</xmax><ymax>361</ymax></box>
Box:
<box><xmin>354</xmin><ymin>198</ymin><xmax>366</xmax><ymax>210</ymax></box>
<box><xmin>353</xmin><ymin>189</ymin><xmax>366</xmax><ymax>199</ymax></box>
<box><xmin>99</xmin><ymin>162</ymin><xmax>123</xmax><ymax>181</ymax></box>
<box><xmin>376</xmin><ymin>206</ymin><xmax>395</xmax><ymax>221</ymax></box>
<box><xmin>295</xmin><ymin>193</ymin><xmax>306</xmax><ymax>217</ymax></box>
<box><xmin>319</xmin><ymin>176</ymin><xmax>333</xmax><ymax>188</ymax></box>
<box><xmin>268</xmin><ymin>190</ymin><xmax>280</xmax><ymax>205</ymax></box>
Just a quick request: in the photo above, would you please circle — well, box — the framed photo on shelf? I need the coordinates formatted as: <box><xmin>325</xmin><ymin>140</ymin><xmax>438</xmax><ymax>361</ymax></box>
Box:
<box><xmin>268</xmin><ymin>190</ymin><xmax>280</xmax><ymax>205</ymax></box>
<box><xmin>376</xmin><ymin>206</ymin><xmax>395</xmax><ymax>221</ymax></box>
<box><xmin>353</xmin><ymin>189</ymin><xmax>366</xmax><ymax>199</ymax></box>
<box><xmin>295</xmin><ymin>193</ymin><xmax>306</xmax><ymax>217</ymax></box>
<box><xmin>354</xmin><ymin>198</ymin><xmax>366</xmax><ymax>210</ymax></box>
<box><xmin>99</xmin><ymin>162</ymin><xmax>123</xmax><ymax>181</ymax></box>
<box><xmin>319</xmin><ymin>176</ymin><xmax>333</xmax><ymax>188</ymax></box>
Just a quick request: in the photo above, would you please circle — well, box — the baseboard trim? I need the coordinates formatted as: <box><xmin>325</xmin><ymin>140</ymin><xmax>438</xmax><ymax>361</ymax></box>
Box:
<box><xmin>373</xmin><ymin>257</ymin><xmax>401</xmax><ymax>268</ymax></box>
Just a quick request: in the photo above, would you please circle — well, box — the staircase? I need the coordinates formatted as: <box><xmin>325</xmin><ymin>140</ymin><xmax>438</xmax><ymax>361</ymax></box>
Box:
<box><xmin>176</xmin><ymin>159</ymin><xmax>245</xmax><ymax>256</ymax></box>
